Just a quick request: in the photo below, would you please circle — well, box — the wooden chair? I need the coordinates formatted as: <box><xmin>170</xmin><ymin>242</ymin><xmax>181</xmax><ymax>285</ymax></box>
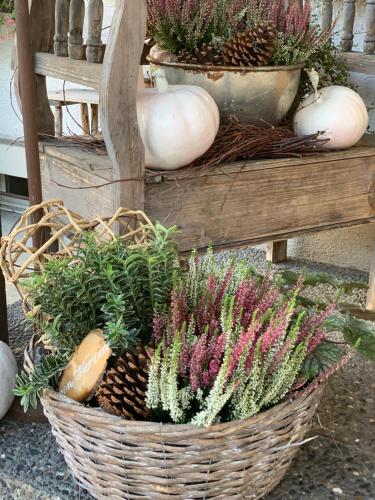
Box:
<box><xmin>48</xmin><ymin>88</ymin><xmax>99</xmax><ymax>136</ymax></box>
<box><xmin>17</xmin><ymin>0</ymin><xmax>375</xmax><ymax>308</ymax></box>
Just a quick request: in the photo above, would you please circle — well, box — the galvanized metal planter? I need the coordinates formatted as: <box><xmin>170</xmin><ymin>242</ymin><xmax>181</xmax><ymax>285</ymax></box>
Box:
<box><xmin>148</xmin><ymin>57</ymin><xmax>303</xmax><ymax>125</ymax></box>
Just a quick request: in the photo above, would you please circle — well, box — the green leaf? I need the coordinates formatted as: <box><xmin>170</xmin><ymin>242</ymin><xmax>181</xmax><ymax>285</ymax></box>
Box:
<box><xmin>324</xmin><ymin>314</ymin><xmax>346</xmax><ymax>332</ymax></box>
<box><xmin>343</xmin><ymin>316</ymin><xmax>375</xmax><ymax>361</ymax></box>
<box><xmin>302</xmin><ymin>341</ymin><xmax>343</xmax><ymax>379</ymax></box>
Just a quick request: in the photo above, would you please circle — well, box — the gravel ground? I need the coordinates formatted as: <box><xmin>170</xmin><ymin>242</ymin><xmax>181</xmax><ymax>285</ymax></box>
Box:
<box><xmin>0</xmin><ymin>248</ymin><xmax>374</xmax><ymax>499</ymax></box>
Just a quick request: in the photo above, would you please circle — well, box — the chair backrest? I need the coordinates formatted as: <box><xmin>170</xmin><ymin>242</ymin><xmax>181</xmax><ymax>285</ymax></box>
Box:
<box><xmin>321</xmin><ymin>0</ymin><xmax>375</xmax><ymax>74</ymax></box>
<box><xmin>22</xmin><ymin>0</ymin><xmax>146</xmax><ymax>213</ymax></box>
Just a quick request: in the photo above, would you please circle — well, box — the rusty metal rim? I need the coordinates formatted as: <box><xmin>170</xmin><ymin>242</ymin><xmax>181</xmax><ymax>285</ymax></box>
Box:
<box><xmin>147</xmin><ymin>56</ymin><xmax>304</xmax><ymax>73</ymax></box>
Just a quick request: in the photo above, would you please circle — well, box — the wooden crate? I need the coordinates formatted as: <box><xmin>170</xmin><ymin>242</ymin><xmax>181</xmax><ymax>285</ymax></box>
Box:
<box><xmin>40</xmin><ymin>142</ymin><xmax>375</xmax><ymax>252</ymax></box>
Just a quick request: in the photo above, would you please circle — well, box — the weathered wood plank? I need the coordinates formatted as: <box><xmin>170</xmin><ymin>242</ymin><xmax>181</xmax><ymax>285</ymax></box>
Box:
<box><xmin>40</xmin><ymin>147</ymin><xmax>375</xmax><ymax>251</ymax></box>
<box><xmin>266</xmin><ymin>241</ymin><xmax>288</xmax><ymax>263</ymax></box>
<box><xmin>364</xmin><ymin>0</ymin><xmax>375</xmax><ymax>54</ymax></box>
<box><xmin>341</xmin><ymin>0</ymin><xmax>357</xmax><ymax>51</ymax></box>
<box><xmin>54</xmin><ymin>0</ymin><xmax>70</xmax><ymax>56</ymax></box>
<box><xmin>341</xmin><ymin>51</ymin><xmax>375</xmax><ymax>74</ymax></box>
<box><xmin>34</xmin><ymin>52</ymin><xmax>102</xmax><ymax>88</ymax></box>
<box><xmin>80</xmin><ymin>103</ymin><xmax>90</xmax><ymax>134</ymax></box>
<box><xmin>24</xmin><ymin>0</ymin><xmax>56</xmax><ymax>136</ymax></box>
<box><xmin>101</xmin><ymin>0</ymin><xmax>146</xmax><ymax>212</ymax></box>
<box><xmin>40</xmin><ymin>153</ymin><xmax>113</xmax><ymax>219</ymax></box>
<box><xmin>145</xmin><ymin>153</ymin><xmax>375</xmax><ymax>251</ymax></box>
<box><xmin>91</xmin><ymin>104</ymin><xmax>99</xmax><ymax>133</ymax></box>
<box><xmin>54</xmin><ymin>105</ymin><xmax>63</xmax><ymax>136</ymax></box>
<box><xmin>38</xmin><ymin>141</ymin><xmax>375</xmax><ymax>252</ymax></box>
<box><xmin>86</xmin><ymin>0</ymin><xmax>104</xmax><ymax>63</ymax></box>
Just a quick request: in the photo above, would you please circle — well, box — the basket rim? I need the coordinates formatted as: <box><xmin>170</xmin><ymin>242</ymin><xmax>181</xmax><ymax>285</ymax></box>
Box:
<box><xmin>42</xmin><ymin>383</ymin><xmax>324</xmax><ymax>435</ymax></box>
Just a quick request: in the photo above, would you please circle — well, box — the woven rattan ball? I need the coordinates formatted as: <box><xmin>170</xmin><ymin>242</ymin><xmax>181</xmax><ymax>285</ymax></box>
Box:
<box><xmin>0</xmin><ymin>200</ymin><xmax>154</xmax><ymax>311</ymax></box>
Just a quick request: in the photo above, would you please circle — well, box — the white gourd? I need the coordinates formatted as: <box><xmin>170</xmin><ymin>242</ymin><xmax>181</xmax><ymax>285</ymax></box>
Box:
<box><xmin>137</xmin><ymin>69</ymin><xmax>220</xmax><ymax>170</ymax></box>
<box><xmin>0</xmin><ymin>341</ymin><xmax>18</xmax><ymax>420</ymax></box>
<box><xmin>293</xmin><ymin>70</ymin><xmax>368</xmax><ymax>150</ymax></box>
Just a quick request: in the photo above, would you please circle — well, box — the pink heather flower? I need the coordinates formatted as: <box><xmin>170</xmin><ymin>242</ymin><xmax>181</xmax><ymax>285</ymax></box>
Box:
<box><xmin>190</xmin><ymin>333</ymin><xmax>209</xmax><ymax>391</ymax></box>
<box><xmin>291</xmin><ymin>352</ymin><xmax>351</xmax><ymax>400</ymax></box>
<box><xmin>170</xmin><ymin>289</ymin><xmax>187</xmax><ymax>335</ymax></box>
<box><xmin>209</xmin><ymin>358</ymin><xmax>221</xmax><ymax>379</ymax></box>
<box><xmin>256</xmin><ymin>285</ymin><xmax>280</xmax><ymax>317</ymax></box>
<box><xmin>208</xmin><ymin>333</ymin><xmax>226</xmax><ymax>380</ymax></box>
<box><xmin>229</xmin><ymin>320</ymin><xmax>261</xmax><ymax>377</ymax></box>
<box><xmin>307</xmin><ymin>328</ymin><xmax>325</xmax><ymax>354</ymax></box>
<box><xmin>261</xmin><ymin>303</ymin><xmax>292</xmax><ymax>355</ymax></box>
<box><xmin>153</xmin><ymin>312</ymin><xmax>168</xmax><ymax>344</ymax></box>
<box><xmin>233</xmin><ymin>281</ymin><xmax>259</xmax><ymax>328</ymax></box>
<box><xmin>297</xmin><ymin>304</ymin><xmax>335</xmax><ymax>343</ymax></box>
<box><xmin>179</xmin><ymin>339</ymin><xmax>193</xmax><ymax>380</ymax></box>
<box><xmin>207</xmin><ymin>275</ymin><xmax>217</xmax><ymax>297</ymax></box>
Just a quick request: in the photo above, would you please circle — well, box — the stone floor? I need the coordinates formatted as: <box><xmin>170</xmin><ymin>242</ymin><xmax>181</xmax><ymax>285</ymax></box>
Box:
<box><xmin>0</xmin><ymin>248</ymin><xmax>375</xmax><ymax>499</ymax></box>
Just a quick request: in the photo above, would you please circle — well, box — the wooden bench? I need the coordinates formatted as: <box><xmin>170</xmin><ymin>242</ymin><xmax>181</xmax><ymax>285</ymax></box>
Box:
<box><xmin>17</xmin><ymin>0</ymin><xmax>375</xmax><ymax>308</ymax></box>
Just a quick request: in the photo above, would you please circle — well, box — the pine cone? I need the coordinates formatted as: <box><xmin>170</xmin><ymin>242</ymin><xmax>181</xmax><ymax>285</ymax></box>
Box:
<box><xmin>177</xmin><ymin>43</ymin><xmax>224</xmax><ymax>66</ymax></box>
<box><xmin>222</xmin><ymin>23</ymin><xmax>276</xmax><ymax>67</ymax></box>
<box><xmin>96</xmin><ymin>344</ymin><xmax>151</xmax><ymax>420</ymax></box>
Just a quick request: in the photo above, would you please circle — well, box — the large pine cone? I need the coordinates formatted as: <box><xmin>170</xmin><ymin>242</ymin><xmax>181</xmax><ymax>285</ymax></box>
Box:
<box><xmin>96</xmin><ymin>344</ymin><xmax>151</xmax><ymax>420</ymax></box>
<box><xmin>222</xmin><ymin>23</ymin><xmax>276</xmax><ymax>67</ymax></box>
<box><xmin>177</xmin><ymin>43</ymin><xmax>224</xmax><ymax>66</ymax></box>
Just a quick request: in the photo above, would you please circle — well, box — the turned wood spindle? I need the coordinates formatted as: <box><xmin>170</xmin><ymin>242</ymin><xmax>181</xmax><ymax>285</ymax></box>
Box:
<box><xmin>86</xmin><ymin>0</ymin><xmax>104</xmax><ymax>63</ymax></box>
<box><xmin>341</xmin><ymin>0</ymin><xmax>357</xmax><ymax>52</ymax></box>
<box><xmin>54</xmin><ymin>0</ymin><xmax>70</xmax><ymax>57</ymax></box>
<box><xmin>68</xmin><ymin>0</ymin><xmax>85</xmax><ymax>60</ymax></box>
<box><xmin>321</xmin><ymin>0</ymin><xmax>333</xmax><ymax>31</ymax></box>
<box><xmin>364</xmin><ymin>0</ymin><xmax>375</xmax><ymax>54</ymax></box>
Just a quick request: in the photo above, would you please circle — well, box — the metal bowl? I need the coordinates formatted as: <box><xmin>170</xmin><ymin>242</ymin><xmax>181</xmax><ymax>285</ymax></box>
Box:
<box><xmin>148</xmin><ymin>58</ymin><xmax>303</xmax><ymax>125</ymax></box>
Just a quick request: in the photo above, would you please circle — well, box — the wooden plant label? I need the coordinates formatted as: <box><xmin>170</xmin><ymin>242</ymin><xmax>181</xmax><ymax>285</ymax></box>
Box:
<box><xmin>59</xmin><ymin>329</ymin><xmax>112</xmax><ymax>402</ymax></box>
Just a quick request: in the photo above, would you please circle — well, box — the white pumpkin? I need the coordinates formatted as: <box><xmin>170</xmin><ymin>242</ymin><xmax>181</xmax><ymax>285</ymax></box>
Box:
<box><xmin>0</xmin><ymin>341</ymin><xmax>17</xmax><ymax>420</ymax></box>
<box><xmin>294</xmin><ymin>78</ymin><xmax>368</xmax><ymax>150</ymax></box>
<box><xmin>137</xmin><ymin>70</ymin><xmax>220</xmax><ymax>170</ymax></box>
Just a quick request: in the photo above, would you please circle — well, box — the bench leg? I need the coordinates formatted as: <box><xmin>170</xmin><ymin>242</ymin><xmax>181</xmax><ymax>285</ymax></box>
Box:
<box><xmin>80</xmin><ymin>103</ymin><xmax>90</xmax><ymax>135</ymax></box>
<box><xmin>366</xmin><ymin>247</ymin><xmax>375</xmax><ymax>311</ymax></box>
<box><xmin>54</xmin><ymin>105</ymin><xmax>63</xmax><ymax>137</ymax></box>
<box><xmin>266</xmin><ymin>240</ymin><xmax>288</xmax><ymax>264</ymax></box>
<box><xmin>91</xmin><ymin>104</ymin><xmax>99</xmax><ymax>134</ymax></box>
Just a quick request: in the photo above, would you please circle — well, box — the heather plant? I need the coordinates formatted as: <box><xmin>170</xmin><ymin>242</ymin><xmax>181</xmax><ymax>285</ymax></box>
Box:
<box><xmin>147</xmin><ymin>0</ymin><xmax>332</xmax><ymax>65</ymax></box>
<box><xmin>146</xmin><ymin>251</ymin><xmax>350</xmax><ymax>426</ymax></box>
<box><xmin>147</xmin><ymin>0</ymin><xmax>244</xmax><ymax>52</ymax></box>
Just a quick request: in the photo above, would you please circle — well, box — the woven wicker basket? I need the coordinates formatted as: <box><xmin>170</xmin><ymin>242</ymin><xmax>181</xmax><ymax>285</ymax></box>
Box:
<box><xmin>40</xmin><ymin>385</ymin><xmax>323</xmax><ymax>499</ymax></box>
<box><xmin>1</xmin><ymin>201</ymin><xmax>325</xmax><ymax>499</ymax></box>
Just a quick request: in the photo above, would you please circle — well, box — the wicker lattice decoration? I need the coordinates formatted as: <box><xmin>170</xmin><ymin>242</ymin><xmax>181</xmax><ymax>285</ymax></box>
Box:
<box><xmin>0</xmin><ymin>200</ymin><xmax>154</xmax><ymax>310</ymax></box>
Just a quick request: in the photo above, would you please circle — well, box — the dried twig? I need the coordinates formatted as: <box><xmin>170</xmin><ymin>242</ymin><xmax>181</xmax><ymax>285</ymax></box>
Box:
<box><xmin>40</xmin><ymin>123</ymin><xmax>328</xmax><ymax>191</ymax></box>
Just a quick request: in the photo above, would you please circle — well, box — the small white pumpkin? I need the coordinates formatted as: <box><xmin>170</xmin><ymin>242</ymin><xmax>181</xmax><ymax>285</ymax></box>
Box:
<box><xmin>293</xmin><ymin>70</ymin><xmax>368</xmax><ymax>150</ymax></box>
<box><xmin>137</xmin><ymin>70</ymin><xmax>220</xmax><ymax>170</ymax></box>
<box><xmin>0</xmin><ymin>341</ymin><xmax>17</xmax><ymax>420</ymax></box>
